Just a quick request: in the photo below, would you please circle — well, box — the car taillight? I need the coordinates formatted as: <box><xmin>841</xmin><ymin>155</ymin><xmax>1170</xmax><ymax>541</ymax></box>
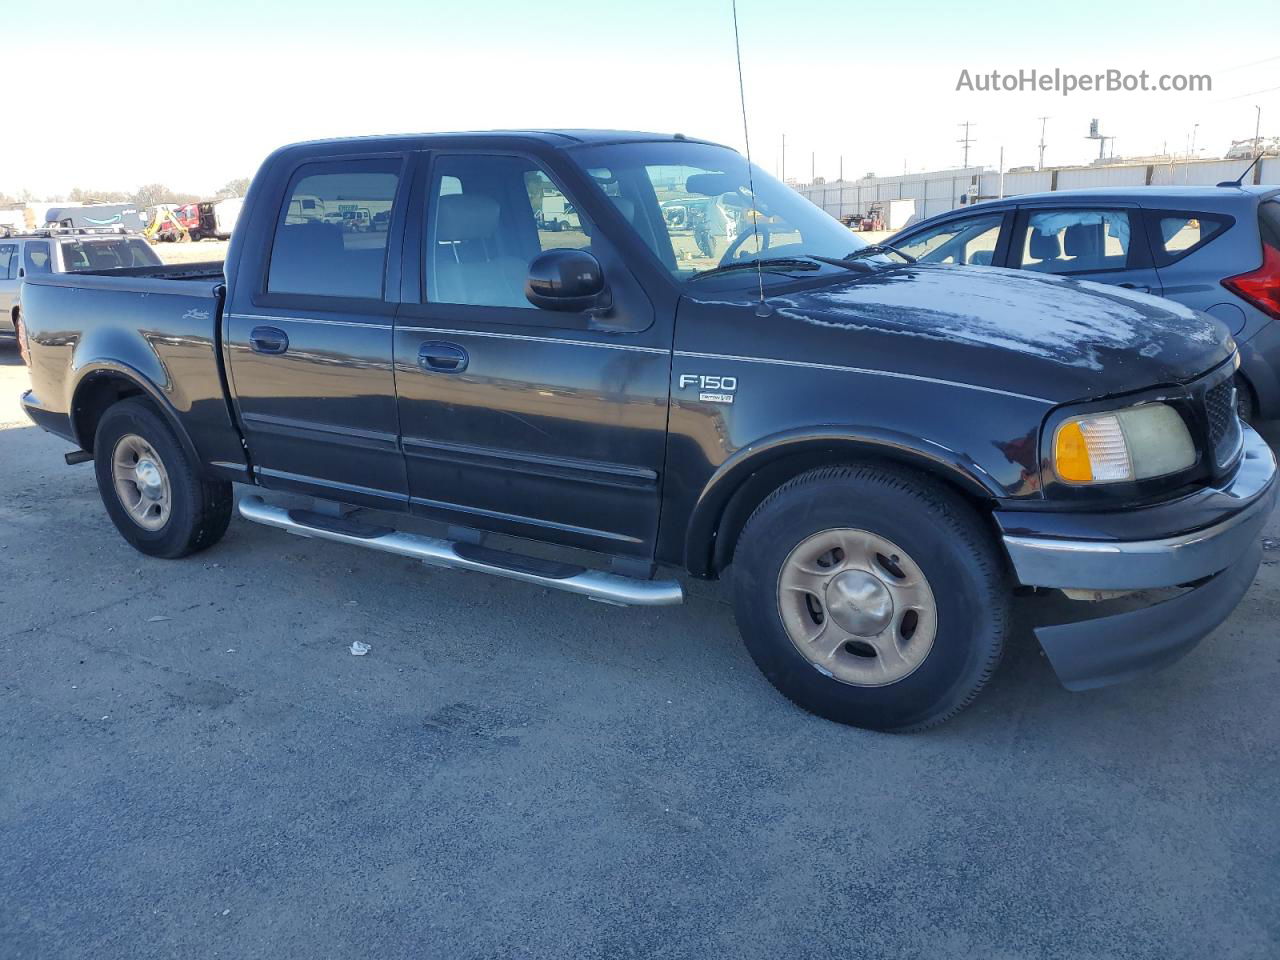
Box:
<box><xmin>1222</xmin><ymin>243</ymin><xmax>1280</xmax><ymax>321</ymax></box>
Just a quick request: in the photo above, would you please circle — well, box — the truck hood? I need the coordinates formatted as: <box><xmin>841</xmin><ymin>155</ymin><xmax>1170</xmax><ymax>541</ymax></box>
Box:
<box><xmin>759</xmin><ymin>264</ymin><xmax>1233</xmax><ymax>403</ymax></box>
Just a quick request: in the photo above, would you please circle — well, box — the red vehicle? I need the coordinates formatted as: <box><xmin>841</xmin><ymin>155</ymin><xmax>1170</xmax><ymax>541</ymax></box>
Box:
<box><xmin>174</xmin><ymin>203</ymin><xmax>202</xmax><ymax>241</ymax></box>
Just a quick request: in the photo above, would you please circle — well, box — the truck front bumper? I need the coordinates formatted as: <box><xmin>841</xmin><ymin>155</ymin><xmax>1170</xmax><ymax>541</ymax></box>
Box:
<box><xmin>998</xmin><ymin>425</ymin><xmax>1276</xmax><ymax>690</ymax></box>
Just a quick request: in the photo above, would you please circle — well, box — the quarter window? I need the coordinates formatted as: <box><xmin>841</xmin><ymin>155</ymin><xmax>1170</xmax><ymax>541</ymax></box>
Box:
<box><xmin>1019</xmin><ymin>209</ymin><xmax>1131</xmax><ymax>274</ymax></box>
<box><xmin>1148</xmin><ymin>213</ymin><xmax>1230</xmax><ymax>266</ymax></box>
<box><xmin>424</xmin><ymin>155</ymin><xmax>591</xmax><ymax>309</ymax></box>
<box><xmin>894</xmin><ymin>214</ymin><xmax>1003</xmax><ymax>265</ymax></box>
<box><xmin>268</xmin><ymin>161</ymin><xmax>400</xmax><ymax>299</ymax></box>
<box><xmin>0</xmin><ymin>244</ymin><xmax>16</xmax><ymax>280</ymax></box>
<box><xmin>23</xmin><ymin>241</ymin><xmax>52</xmax><ymax>275</ymax></box>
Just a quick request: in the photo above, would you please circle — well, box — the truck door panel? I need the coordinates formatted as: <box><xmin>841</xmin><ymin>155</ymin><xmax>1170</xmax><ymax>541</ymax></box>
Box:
<box><xmin>224</xmin><ymin>156</ymin><xmax>410</xmax><ymax>508</ymax></box>
<box><xmin>394</xmin><ymin>151</ymin><xmax>670</xmax><ymax>558</ymax></box>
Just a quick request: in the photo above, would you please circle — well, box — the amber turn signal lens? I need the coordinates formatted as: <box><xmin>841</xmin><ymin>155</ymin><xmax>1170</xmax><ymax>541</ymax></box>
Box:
<box><xmin>1054</xmin><ymin>421</ymin><xmax>1094</xmax><ymax>483</ymax></box>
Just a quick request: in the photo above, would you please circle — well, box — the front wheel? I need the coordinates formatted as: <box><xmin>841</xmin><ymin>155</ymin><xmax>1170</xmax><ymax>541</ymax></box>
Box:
<box><xmin>93</xmin><ymin>398</ymin><xmax>233</xmax><ymax>558</ymax></box>
<box><xmin>731</xmin><ymin>464</ymin><xmax>1009</xmax><ymax>732</ymax></box>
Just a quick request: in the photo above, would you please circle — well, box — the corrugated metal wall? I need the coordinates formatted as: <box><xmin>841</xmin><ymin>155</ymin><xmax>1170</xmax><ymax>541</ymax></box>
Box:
<box><xmin>797</xmin><ymin>156</ymin><xmax>1280</xmax><ymax>227</ymax></box>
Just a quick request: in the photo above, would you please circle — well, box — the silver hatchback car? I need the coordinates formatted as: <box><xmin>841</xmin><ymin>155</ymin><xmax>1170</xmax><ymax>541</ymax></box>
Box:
<box><xmin>889</xmin><ymin>185</ymin><xmax>1280</xmax><ymax>421</ymax></box>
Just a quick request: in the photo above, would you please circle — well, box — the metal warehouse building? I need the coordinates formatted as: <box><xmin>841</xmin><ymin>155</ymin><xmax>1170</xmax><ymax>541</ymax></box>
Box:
<box><xmin>796</xmin><ymin>155</ymin><xmax>1280</xmax><ymax>228</ymax></box>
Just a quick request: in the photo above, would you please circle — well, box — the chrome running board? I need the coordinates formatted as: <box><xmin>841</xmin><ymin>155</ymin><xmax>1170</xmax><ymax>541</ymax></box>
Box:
<box><xmin>237</xmin><ymin>495</ymin><xmax>684</xmax><ymax>607</ymax></box>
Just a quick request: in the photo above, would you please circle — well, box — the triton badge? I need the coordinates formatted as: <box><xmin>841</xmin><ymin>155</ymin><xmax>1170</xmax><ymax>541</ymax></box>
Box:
<box><xmin>679</xmin><ymin>374</ymin><xmax>737</xmax><ymax>404</ymax></box>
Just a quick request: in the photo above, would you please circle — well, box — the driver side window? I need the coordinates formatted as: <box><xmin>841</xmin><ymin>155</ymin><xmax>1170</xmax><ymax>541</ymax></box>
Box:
<box><xmin>424</xmin><ymin>155</ymin><xmax>592</xmax><ymax>311</ymax></box>
<box><xmin>895</xmin><ymin>214</ymin><xmax>1003</xmax><ymax>265</ymax></box>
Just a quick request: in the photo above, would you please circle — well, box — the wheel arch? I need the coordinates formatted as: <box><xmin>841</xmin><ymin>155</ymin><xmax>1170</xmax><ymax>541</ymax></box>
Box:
<box><xmin>70</xmin><ymin>363</ymin><xmax>200</xmax><ymax>467</ymax></box>
<box><xmin>684</xmin><ymin>427</ymin><xmax>1005</xmax><ymax>579</ymax></box>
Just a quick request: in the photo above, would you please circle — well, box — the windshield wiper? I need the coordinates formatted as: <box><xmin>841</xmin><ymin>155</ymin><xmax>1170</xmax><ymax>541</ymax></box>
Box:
<box><xmin>689</xmin><ymin>257</ymin><xmax>824</xmax><ymax>281</ymax></box>
<box><xmin>843</xmin><ymin>243</ymin><xmax>916</xmax><ymax>264</ymax></box>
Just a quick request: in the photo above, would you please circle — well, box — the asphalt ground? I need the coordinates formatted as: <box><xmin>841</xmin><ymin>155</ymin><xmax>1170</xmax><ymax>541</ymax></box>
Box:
<box><xmin>1</xmin><ymin>348</ymin><xmax>1277</xmax><ymax>959</ymax></box>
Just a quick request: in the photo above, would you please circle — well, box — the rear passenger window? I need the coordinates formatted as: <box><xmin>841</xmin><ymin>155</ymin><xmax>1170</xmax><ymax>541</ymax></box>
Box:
<box><xmin>268</xmin><ymin>161</ymin><xmax>400</xmax><ymax>299</ymax></box>
<box><xmin>1019</xmin><ymin>209</ymin><xmax>1130</xmax><ymax>274</ymax></box>
<box><xmin>1148</xmin><ymin>213</ymin><xmax>1230</xmax><ymax>266</ymax></box>
<box><xmin>0</xmin><ymin>244</ymin><xmax>15</xmax><ymax>280</ymax></box>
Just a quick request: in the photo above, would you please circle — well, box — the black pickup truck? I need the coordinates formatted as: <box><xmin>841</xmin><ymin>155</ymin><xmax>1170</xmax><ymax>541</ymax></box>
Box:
<box><xmin>17</xmin><ymin>130</ymin><xmax>1277</xmax><ymax>731</ymax></box>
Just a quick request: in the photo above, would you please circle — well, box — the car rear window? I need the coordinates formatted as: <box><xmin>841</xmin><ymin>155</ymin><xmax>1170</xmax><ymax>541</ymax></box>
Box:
<box><xmin>59</xmin><ymin>238</ymin><xmax>162</xmax><ymax>272</ymax></box>
<box><xmin>1259</xmin><ymin>199</ymin><xmax>1280</xmax><ymax>252</ymax></box>
<box><xmin>1147</xmin><ymin>212</ymin><xmax>1232</xmax><ymax>266</ymax></box>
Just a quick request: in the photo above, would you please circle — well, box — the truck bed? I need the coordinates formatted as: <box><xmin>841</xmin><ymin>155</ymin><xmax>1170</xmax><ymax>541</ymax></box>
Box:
<box><xmin>69</xmin><ymin>261</ymin><xmax>226</xmax><ymax>283</ymax></box>
<box><xmin>18</xmin><ymin>266</ymin><xmax>246</xmax><ymax>478</ymax></box>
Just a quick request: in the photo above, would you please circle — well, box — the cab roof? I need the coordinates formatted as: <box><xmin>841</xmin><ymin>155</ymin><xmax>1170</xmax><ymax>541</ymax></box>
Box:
<box><xmin>281</xmin><ymin>129</ymin><xmax>722</xmax><ymax>151</ymax></box>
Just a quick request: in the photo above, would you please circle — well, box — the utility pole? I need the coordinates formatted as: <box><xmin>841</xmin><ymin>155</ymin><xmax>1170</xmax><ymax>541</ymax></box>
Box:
<box><xmin>1182</xmin><ymin>122</ymin><xmax>1192</xmax><ymax>183</ymax></box>
<box><xmin>781</xmin><ymin>133</ymin><xmax>786</xmax><ymax>182</ymax></box>
<box><xmin>1037</xmin><ymin>116</ymin><xmax>1049</xmax><ymax>170</ymax></box>
<box><xmin>998</xmin><ymin>146</ymin><xmax>1005</xmax><ymax>199</ymax></box>
<box><xmin>958</xmin><ymin>121</ymin><xmax>976</xmax><ymax>168</ymax></box>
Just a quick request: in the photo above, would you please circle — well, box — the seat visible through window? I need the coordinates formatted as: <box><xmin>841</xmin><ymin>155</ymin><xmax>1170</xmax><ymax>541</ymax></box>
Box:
<box><xmin>425</xmin><ymin>155</ymin><xmax>594</xmax><ymax>310</ymax></box>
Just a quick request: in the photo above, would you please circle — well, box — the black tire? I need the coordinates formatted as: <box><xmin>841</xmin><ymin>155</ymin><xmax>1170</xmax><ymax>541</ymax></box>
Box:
<box><xmin>731</xmin><ymin>464</ymin><xmax>1009</xmax><ymax>732</ymax></box>
<box><xmin>93</xmin><ymin>398</ymin><xmax>233</xmax><ymax>558</ymax></box>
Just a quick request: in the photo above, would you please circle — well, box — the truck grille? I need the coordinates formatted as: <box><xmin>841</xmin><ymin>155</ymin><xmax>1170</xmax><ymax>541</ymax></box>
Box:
<box><xmin>1204</xmin><ymin>378</ymin><xmax>1243</xmax><ymax>467</ymax></box>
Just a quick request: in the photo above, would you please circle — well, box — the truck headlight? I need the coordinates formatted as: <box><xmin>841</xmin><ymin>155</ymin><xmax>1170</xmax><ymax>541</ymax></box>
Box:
<box><xmin>1053</xmin><ymin>403</ymin><xmax>1196</xmax><ymax>484</ymax></box>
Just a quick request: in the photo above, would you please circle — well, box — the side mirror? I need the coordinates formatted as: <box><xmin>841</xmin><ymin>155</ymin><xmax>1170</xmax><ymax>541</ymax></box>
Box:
<box><xmin>526</xmin><ymin>248</ymin><xmax>609</xmax><ymax>313</ymax></box>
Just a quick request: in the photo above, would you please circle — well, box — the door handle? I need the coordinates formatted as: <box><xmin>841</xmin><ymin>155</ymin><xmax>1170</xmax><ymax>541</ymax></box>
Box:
<box><xmin>249</xmin><ymin>326</ymin><xmax>289</xmax><ymax>355</ymax></box>
<box><xmin>418</xmin><ymin>341</ymin><xmax>468</xmax><ymax>373</ymax></box>
<box><xmin>1117</xmin><ymin>282</ymin><xmax>1151</xmax><ymax>293</ymax></box>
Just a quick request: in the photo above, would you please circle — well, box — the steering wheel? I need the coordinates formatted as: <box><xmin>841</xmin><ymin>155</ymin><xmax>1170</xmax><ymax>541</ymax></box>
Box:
<box><xmin>720</xmin><ymin>222</ymin><xmax>772</xmax><ymax>267</ymax></box>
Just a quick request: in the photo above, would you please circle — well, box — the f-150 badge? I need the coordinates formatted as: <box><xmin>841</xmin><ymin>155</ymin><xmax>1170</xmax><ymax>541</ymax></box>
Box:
<box><xmin>679</xmin><ymin>374</ymin><xmax>737</xmax><ymax>404</ymax></box>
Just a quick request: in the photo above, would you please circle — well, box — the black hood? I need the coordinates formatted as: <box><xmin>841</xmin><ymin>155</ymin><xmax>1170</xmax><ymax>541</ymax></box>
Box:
<box><xmin>737</xmin><ymin>264</ymin><xmax>1233</xmax><ymax>403</ymax></box>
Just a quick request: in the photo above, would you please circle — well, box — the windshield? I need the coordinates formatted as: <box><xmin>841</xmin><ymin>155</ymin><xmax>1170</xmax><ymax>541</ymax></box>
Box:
<box><xmin>59</xmin><ymin>237</ymin><xmax>162</xmax><ymax>272</ymax></box>
<box><xmin>570</xmin><ymin>140</ymin><xmax>885</xmax><ymax>280</ymax></box>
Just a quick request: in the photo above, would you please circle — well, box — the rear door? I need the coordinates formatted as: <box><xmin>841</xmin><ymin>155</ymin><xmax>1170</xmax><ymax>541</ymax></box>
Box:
<box><xmin>223</xmin><ymin>154</ymin><xmax>411</xmax><ymax>508</ymax></box>
<box><xmin>393</xmin><ymin>149</ymin><xmax>671</xmax><ymax>562</ymax></box>
<box><xmin>0</xmin><ymin>242</ymin><xmax>18</xmax><ymax>327</ymax></box>
<box><xmin>1010</xmin><ymin>204</ymin><xmax>1162</xmax><ymax>294</ymax></box>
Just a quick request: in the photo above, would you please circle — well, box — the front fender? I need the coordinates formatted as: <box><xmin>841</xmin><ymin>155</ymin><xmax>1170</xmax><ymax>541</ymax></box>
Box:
<box><xmin>683</xmin><ymin>426</ymin><xmax>1010</xmax><ymax>577</ymax></box>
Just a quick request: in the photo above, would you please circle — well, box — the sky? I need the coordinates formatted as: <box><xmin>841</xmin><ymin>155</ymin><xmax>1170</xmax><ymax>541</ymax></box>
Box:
<box><xmin>2</xmin><ymin>0</ymin><xmax>1277</xmax><ymax>198</ymax></box>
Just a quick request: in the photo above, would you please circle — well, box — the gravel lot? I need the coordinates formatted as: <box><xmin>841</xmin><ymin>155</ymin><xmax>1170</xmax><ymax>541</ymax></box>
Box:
<box><xmin>1</xmin><ymin>346</ymin><xmax>1277</xmax><ymax>959</ymax></box>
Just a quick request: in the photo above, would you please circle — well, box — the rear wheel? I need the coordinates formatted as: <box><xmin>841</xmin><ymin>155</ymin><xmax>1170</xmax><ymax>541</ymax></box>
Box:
<box><xmin>731</xmin><ymin>464</ymin><xmax>1009</xmax><ymax>731</ymax></box>
<box><xmin>93</xmin><ymin>398</ymin><xmax>232</xmax><ymax>558</ymax></box>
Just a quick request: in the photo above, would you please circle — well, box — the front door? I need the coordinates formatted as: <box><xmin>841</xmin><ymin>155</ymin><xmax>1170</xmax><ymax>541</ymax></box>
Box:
<box><xmin>1011</xmin><ymin>205</ymin><xmax>1162</xmax><ymax>295</ymax></box>
<box><xmin>393</xmin><ymin>150</ymin><xmax>671</xmax><ymax>561</ymax></box>
<box><xmin>223</xmin><ymin>155</ymin><xmax>410</xmax><ymax>508</ymax></box>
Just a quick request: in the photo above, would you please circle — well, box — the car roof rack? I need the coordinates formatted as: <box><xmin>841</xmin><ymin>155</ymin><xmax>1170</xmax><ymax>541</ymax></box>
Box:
<box><xmin>0</xmin><ymin>226</ymin><xmax>132</xmax><ymax>238</ymax></box>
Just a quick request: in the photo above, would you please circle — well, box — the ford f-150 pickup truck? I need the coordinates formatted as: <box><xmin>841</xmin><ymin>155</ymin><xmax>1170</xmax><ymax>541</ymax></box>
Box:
<box><xmin>17</xmin><ymin>130</ymin><xmax>1278</xmax><ymax>731</ymax></box>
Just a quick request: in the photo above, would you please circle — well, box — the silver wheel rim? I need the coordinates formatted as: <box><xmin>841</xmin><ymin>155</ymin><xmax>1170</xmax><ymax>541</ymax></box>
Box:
<box><xmin>777</xmin><ymin>528</ymin><xmax>937</xmax><ymax>687</ymax></box>
<box><xmin>111</xmin><ymin>434</ymin><xmax>172</xmax><ymax>532</ymax></box>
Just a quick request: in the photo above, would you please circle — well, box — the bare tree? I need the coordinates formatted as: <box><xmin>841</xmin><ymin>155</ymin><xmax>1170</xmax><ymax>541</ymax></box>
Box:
<box><xmin>215</xmin><ymin>178</ymin><xmax>251</xmax><ymax>199</ymax></box>
<box><xmin>131</xmin><ymin>184</ymin><xmax>199</xmax><ymax>208</ymax></box>
<box><xmin>69</xmin><ymin>187</ymin><xmax>130</xmax><ymax>203</ymax></box>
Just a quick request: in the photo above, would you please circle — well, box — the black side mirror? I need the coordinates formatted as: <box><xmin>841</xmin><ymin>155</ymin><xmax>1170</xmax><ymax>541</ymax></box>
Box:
<box><xmin>526</xmin><ymin>248</ymin><xmax>609</xmax><ymax>313</ymax></box>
